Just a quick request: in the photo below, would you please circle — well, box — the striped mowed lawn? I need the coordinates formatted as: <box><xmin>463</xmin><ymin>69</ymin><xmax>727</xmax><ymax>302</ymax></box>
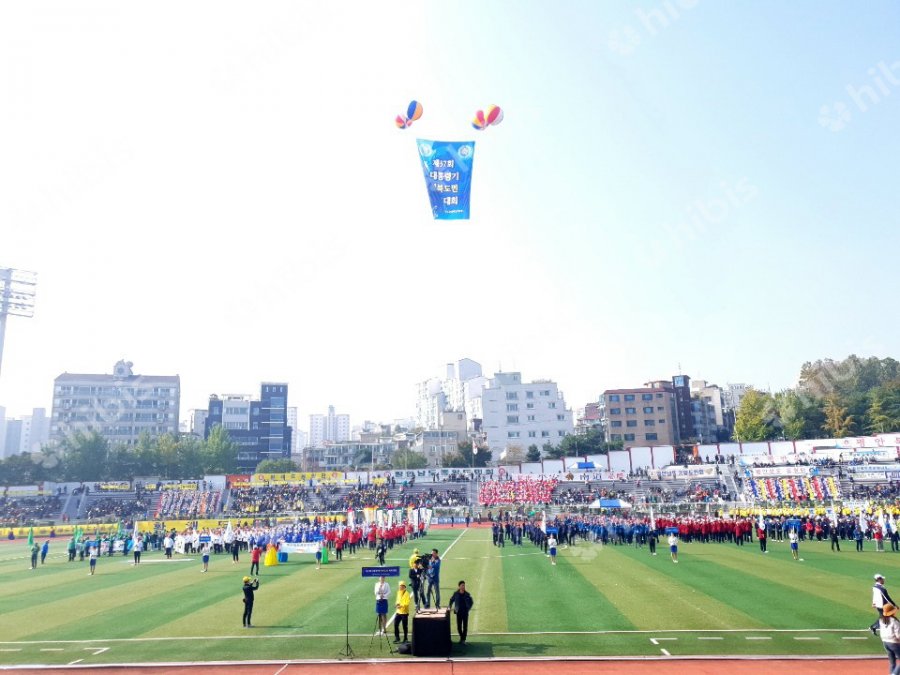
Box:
<box><xmin>0</xmin><ymin>527</ymin><xmax>891</xmax><ymax>665</ymax></box>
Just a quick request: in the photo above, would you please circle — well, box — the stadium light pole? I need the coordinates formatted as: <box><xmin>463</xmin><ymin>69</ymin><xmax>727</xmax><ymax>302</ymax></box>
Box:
<box><xmin>0</xmin><ymin>267</ymin><xmax>37</xmax><ymax>380</ymax></box>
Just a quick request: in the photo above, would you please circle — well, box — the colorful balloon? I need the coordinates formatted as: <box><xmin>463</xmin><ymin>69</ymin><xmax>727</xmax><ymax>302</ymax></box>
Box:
<box><xmin>486</xmin><ymin>105</ymin><xmax>503</xmax><ymax>126</ymax></box>
<box><xmin>395</xmin><ymin>115</ymin><xmax>409</xmax><ymax>129</ymax></box>
<box><xmin>471</xmin><ymin>118</ymin><xmax>485</xmax><ymax>130</ymax></box>
<box><xmin>407</xmin><ymin>100</ymin><xmax>423</xmax><ymax>123</ymax></box>
<box><xmin>474</xmin><ymin>109</ymin><xmax>486</xmax><ymax>127</ymax></box>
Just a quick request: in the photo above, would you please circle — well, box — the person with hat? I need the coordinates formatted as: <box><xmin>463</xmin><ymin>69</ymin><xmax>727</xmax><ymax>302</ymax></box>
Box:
<box><xmin>409</xmin><ymin>548</ymin><xmax>420</xmax><ymax>570</ymax></box>
<box><xmin>873</xmin><ymin>574</ymin><xmax>897</xmax><ymax>634</ymax></box>
<box><xmin>242</xmin><ymin>575</ymin><xmax>260</xmax><ymax>628</ymax></box>
<box><xmin>877</xmin><ymin>602</ymin><xmax>900</xmax><ymax>672</ymax></box>
<box><xmin>394</xmin><ymin>580</ymin><xmax>411</xmax><ymax>643</ymax></box>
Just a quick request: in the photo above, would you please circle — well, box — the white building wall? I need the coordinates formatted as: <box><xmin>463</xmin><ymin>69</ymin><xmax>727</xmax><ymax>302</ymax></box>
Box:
<box><xmin>309</xmin><ymin>414</ymin><xmax>326</xmax><ymax>447</ymax></box>
<box><xmin>482</xmin><ymin>372</ymin><xmax>575</xmax><ymax>461</ymax></box>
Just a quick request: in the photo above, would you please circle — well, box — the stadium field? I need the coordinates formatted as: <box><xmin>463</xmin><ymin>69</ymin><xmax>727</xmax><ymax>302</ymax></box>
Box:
<box><xmin>0</xmin><ymin>526</ymin><xmax>891</xmax><ymax>667</ymax></box>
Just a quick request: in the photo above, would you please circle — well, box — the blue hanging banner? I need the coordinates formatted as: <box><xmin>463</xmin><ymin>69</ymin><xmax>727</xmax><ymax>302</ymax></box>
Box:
<box><xmin>416</xmin><ymin>139</ymin><xmax>475</xmax><ymax>220</ymax></box>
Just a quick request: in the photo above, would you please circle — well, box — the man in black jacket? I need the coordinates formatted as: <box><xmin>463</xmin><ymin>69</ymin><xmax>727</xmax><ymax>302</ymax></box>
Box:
<box><xmin>448</xmin><ymin>580</ymin><xmax>474</xmax><ymax>644</ymax></box>
<box><xmin>242</xmin><ymin>576</ymin><xmax>260</xmax><ymax>628</ymax></box>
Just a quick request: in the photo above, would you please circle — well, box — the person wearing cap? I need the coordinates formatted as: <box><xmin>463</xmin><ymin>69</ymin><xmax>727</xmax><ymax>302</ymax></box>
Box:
<box><xmin>873</xmin><ymin>574</ymin><xmax>897</xmax><ymax>635</ymax></box>
<box><xmin>877</xmin><ymin>602</ymin><xmax>900</xmax><ymax>672</ymax></box>
<box><xmin>409</xmin><ymin>548</ymin><xmax>420</xmax><ymax>570</ymax></box>
<box><xmin>394</xmin><ymin>580</ymin><xmax>411</xmax><ymax>643</ymax></box>
<box><xmin>242</xmin><ymin>575</ymin><xmax>260</xmax><ymax>628</ymax></box>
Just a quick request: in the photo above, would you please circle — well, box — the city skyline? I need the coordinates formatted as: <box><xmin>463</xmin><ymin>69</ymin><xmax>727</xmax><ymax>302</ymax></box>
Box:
<box><xmin>2</xmin><ymin>2</ymin><xmax>898</xmax><ymax>428</ymax></box>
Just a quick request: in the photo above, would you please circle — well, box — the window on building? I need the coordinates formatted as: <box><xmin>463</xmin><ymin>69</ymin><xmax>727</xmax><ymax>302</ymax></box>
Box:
<box><xmin>624</xmin><ymin>433</ymin><xmax>635</xmax><ymax>441</ymax></box>
<box><xmin>558</xmin><ymin>431</ymin><xmax>566</xmax><ymax>436</ymax></box>
<box><xmin>642</xmin><ymin>393</ymin><xmax>653</xmax><ymax>400</ymax></box>
<box><xmin>527</xmin><ymin>415</ymin><xmax>535</xmax><ymax>421</ymax></box>
<box><xmin>548</xmin><ymin>402</ymin><xmax>557</xmax><ymax>409</ymax></box>
<box><xmin>541</xmin><ymin>431</ymin><xmax>550</xmax><ymax>437</ymax></box>
<box><xmin>557</xmin><ymin>414</ymin><xmax>565</xmax><ymax>421</ymax></box>
<box><xmin>609</xmin><ymin>407</ymin><xmax>621</xmax><ymax>415</ymax></box>
<box><xmin>608</xmin><ymin>394</ymin><xmax>620</xmax><ymax>402</ymax></box>
<box><xmin>508</xmin><ymin>431</ymin><xmax>520</xmax><ymax>438</ymax></box>
<box><xmin>526</xmin><ymin>403</ymin><xmax>534</xmax><ymax>409</ymax></box>
<box><xmin>506</xmin><ymin>392</ymin><xmax>518</xmax><ymax>400</ymax></box>
<box><xmin>540</xmin><ymin>390</ymin><xmax>551</xmax><ymax>396</ymax></box>
<box><xmin>625</xmin><ymin>407</ymin><xmax>636</xmax><ymax>414</ymax></box>
<box><xmin>624</xmin><ymin>394</ymin><xmax>635</xmax><ymax>401</ymax></box>
<box><xmin>645</xmin><ymin>433</ymin><xmax>658</xmax><ymax>441</ymax></box>
<box><xmin>656</xmin><ymin>393</ymin><xmax>663</xmax><ymax>398</ymax></box>
<box><xmin>507</xmin><ymin>415</ymin><xmax>519</xmax><ymax>424</ymax></box>
<box><xmin>644</xmin><ymin>420</ymin><xmax>655</xmax><ymax>426</ymax></box>
<box><xmin>643</xmin><ymin>406</ymin><xmax>654</xmax><ymax>414</ymax></box>
<box><xmin>658</xmin><ymin>419</ymin><xmax>666</xmax><ymax>423</ymax></box>
<box><xmin>657</xmin><ymin>406</ymin><xmax>664</xmax><ymax>411</ymax></box>
<box><xmin>626</xmin><ymin>420</ymin><xmax>637</xmax><ymax>427</ymax></box>
<box><xmin>611</xmin><ymin>433</ymin><xmax>622</xmax><ymax>441</ymax></box>
<box><xmin>610</xmin><ymin>420</ymin><xmax>622</xmax><ymax>428</ymax></box>
<box><xmin>528</xmin><ymin>431</ymin><xmax>536</xmax><ymax>437</ymax></box>
<box><xmin>526</xmin><ymin>391</ymin><xmax>534</xmax><ymax>399</ymax></box>
<box><xmin>506</xmin><ymin>403</ymin><xmax>518</xmax><ymax>412</ymax></box>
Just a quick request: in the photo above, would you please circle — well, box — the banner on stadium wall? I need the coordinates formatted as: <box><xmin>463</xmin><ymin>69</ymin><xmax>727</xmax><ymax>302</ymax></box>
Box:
<box><xmin>417</xmin><ymin>138</ymin><xmax>475</xmax><ymax>220</ymax></box>
<box><xmin>659</xmin><ymin>465</ymin><xmax>718</xmax><ymax>479</ymax></box>
<box><xmin>852</xmin><ymin>463</ymin><xmax>900</xmax><ymax>473</ymax></box>
<box><xmin>252</xmin><ymin>472</ymin><xmax>344</xmax><ymax>485</ymax></box>
<box><xmin>97</xmin><ymin>481</ymin><xmax>132</xmax><ymax>491</ymax></box>
<box><xmin>158</xmin><ymin>480</ymin><xmax>199</xmax><ymax>491</ymax></box>
<box><xmin>750</xmin><ymin>466</ymin><xmax>811</xmax><ymax>478</ymax></box>
<box><xmin>5</xmin><ymin>485</ymin><xmax>43</xmax><ymax>496</ymax></box>
<box><xmin>3</xmin><ymin>524</ymin><xmax>82</xmax><ymax>538</ymax></box>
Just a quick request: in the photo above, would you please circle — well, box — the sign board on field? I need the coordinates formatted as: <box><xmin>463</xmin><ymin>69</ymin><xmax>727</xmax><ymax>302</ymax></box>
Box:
<box><xmin>361</xmin><ymin>566</ymin><xmax>400</xmax><ymax>578</ymax></box>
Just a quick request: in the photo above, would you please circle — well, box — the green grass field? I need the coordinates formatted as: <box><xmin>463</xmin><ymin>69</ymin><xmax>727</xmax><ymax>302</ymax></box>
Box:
<box><xmin>0</xmin><ymin>528</ymin><xmax>891</xmax><ymax>666</ymax></box>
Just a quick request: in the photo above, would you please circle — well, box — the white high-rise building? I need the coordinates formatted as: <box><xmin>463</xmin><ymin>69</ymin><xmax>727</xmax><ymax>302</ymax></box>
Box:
<box><xmin>188</xmin><ymin>409</ymin><xmax>209</xmax><ymax>437</ymax></box>
<box><xmin>0</xmin><ymin>407</ymin><xmax>51</xmax><ymax>458</ymax></box>
<box><xmin>723</xmin><ymin>383</ymin><xmax>749</xmax><ymax>412</ymax></box>
<box><xmin>416</xmin><ymin>358</ymin><xmax>487</xmax><ymax>430</ymax></box>
<box><xmin>309</xmin><ymin>405</ymin><xmax>350</xmax><ymax>446</ymax></box>
<box><xmin>287</xmin><ymin>407</ymin><xmax>309</xmax><ymax>455</ymax></box>
<box><xmin>481</xmin><ymin>372</ymin><xmax>574</xmax><ymax>462</ymax></box>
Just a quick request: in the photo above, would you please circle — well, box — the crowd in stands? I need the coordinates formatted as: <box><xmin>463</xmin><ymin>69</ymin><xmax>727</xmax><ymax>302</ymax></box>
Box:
<box><xmin>84</xmin><ymin>497</ymin><xmax>149</xmax><ymax>521</ymax></box>
<box><xmin>0</xmin><ymin>495</ymin><xmax>63</xmax><ymax>525</ymax></box>
<box><xmin>154</xmin><ymin>490</ymin><xmax>221</xmax><ymax>519</ymax></box>
<box><xmin>479</xmin><ymin>477</ymin><xmax>559</xmax><ymax>506</ymax></box>
<box><xmin>846</xmin><ymin>482</ymin><xmax>900</xmax><ymax>501</ymax></box>
<box><xmin>227</xmin><ymin>486</ymin><xmax>312</xmax><ymax>514</ymax></box>
<box><xmin>397</xmin><ymin>486</ymin><xmax>468</xmax><ymax>508</ymax></box>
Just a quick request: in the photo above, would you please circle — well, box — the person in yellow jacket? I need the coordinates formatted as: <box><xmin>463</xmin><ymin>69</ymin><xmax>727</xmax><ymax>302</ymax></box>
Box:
<box><xmin>394</xmin><ymin>581</ymin><xmax>411</xmax><ymax>643</ymax></box>
<box><xmin>408</xmin><ymin>548</ymin><xmax>420</xmax><ymax>570</ymax></box>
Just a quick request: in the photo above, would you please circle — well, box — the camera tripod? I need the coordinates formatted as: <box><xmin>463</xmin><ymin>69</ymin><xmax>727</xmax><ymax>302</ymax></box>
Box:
<box><xmin>338</xmin><ymin>596</ymin><xmax>354</xmax><ymax>659</ymax></box>
<box><xmin>370</xmin><ymin>612</ymin><xmax>395</xmax><ymax>655</ymax></box>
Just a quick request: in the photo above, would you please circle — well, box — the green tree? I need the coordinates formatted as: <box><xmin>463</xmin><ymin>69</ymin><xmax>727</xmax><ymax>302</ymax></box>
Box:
<box><xmin>202</xmin><ymin>425</ymin><xmax>237</xmax><ymax>474</ymax></box>
<box><xmin>454</xmin><ymin>441</ymin><xmax>489</xmax><ymax>468</ymax></box>
<box><xmin>774</xmin><ymin>390</ymin><xmax>806</xmax><ymax>440</ymax></box>
<box><xmin>256</xmin><ymin>458</ymin><xmax>298</xmax><ymax>473</ymax></box>
<box><xmin>543</xmin><ymin>441</ymin><xmax>565</xmax><ymax>460</ymax></box>
<box><xmin>526</xmin><ymin>444</ymin><xmax>542</xmax><ymax>462</ymax></box>
<box><xmin>867</xmin><ymin>391</ymin><xmax>893</xmax><ymax>434</ymax></box>
<box><xmin>61</xmin><ymin>430</ymin><xmax>110</xmax><ymax>481</ymax></box>
<box><xmin>733</xmin><ymin>389</ymin><xmax>777</xmax><ymax>441</ymax></box>
<box><xmin>390</xmin><ymin>449</ymin><xmax>428</xmax><ymax>470</ymax></box>
<box><xmin>823</xmin><ymin>394</ymin><xmax>855</xmax><ymax>437</ymax></box>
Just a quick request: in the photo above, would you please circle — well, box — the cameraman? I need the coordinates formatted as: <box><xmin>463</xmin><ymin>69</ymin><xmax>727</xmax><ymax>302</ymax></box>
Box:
<box><xmin>425</xmin><ymin>549</ymin><xmax>441</xmax><ymax>609</ymax></box>
<box><xmin>409</xmin><ymin>559</ymin><xmax>426</xmax><ymax>611</ymax></box>
<box><xmin>242</xmin><ymin>576</ymin><xmax>260</xmax><ymax>628</ymax></box>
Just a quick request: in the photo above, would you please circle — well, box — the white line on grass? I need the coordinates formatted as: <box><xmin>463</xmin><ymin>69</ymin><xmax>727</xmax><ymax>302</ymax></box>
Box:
<box><xmin>843</xmin><ymin>637</ymin><xmax>868</xmax><ymax>640</ymax></box>
<box><xmin>40</xmin><ymin>648</ymin><xmax>64</xmax><ymax>651</ymax></box>
<box><xmin>660</xmin><ymin>648</ymin><xmax>671</xmax><ymax>656</ymax></box>
<box><xmin>0</xmin><ymin>628</ymin><xmax>868</xmax><ymax>646</ymax></box>
<box><xmin>68</xmin><ymin>660</ymin><xmax>83</xmax><ymax>665</ymax></box>
<box><xmin>794</xmin><ymin>637</ymin><xmax>820</xmax><ymax>640</ymax></box>
<box><xmin>697</xmin><ymin>637</ymin><xmax>723</xmax><ymax>640</ymax></box>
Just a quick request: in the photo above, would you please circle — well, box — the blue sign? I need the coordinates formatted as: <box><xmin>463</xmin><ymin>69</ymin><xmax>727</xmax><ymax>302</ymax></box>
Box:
<box><xmin>546</xmin><ymin>527</ymin><xmax>558</xmax><ymax>534</ymax></box>
<box><xmin>199</xmin><ymin>535</ymin><xmax>211</xmax><ymax>543</ymax></box>
<box><xmin>417</xmin><ymin>139</ymin><xmax>475</xmax><ymax>220</ymax></box>
<box><xmin>362</xmin><ymin>566</ymin><xmax>400</xmax><ymax>578</ymax></box>
<box><xmin>665</xmin><ymin>527</ymin><xmax>679</xmax><ymax>534</ymax></box>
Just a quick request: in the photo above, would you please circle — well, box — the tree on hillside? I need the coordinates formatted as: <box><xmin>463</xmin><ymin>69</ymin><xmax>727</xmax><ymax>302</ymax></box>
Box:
<box><xmin>256</xmin><ymin>458</ymin><xmax>298</xmax><ymax>473</ymax></box>
<box><xmin>390</xmin><ymin>449</ymin><xmax>428</xmax><ymax>470</ymax></box>
<box><xmin>543</xmin><ymin>442</ymin><xmax>565</xmax><ymax>460</ymax></box>
<box><xmin>823</xmin><ymin>394</ymin><xmax>855</xmax><ymax>437</ymax></box>
<box><xmin>774</xmin><ymin>390</ymin><xmax>806</xmax><ymax>440</ymax></box>
<box><xmin>866</xmin><ymin>392</ymin><xmax>893</xmax><ymax>434</ymax></box>
<box><xmin>733</xmin><ymin>389</ymin><xmax>776</xmax><ymax>441</ymax></box>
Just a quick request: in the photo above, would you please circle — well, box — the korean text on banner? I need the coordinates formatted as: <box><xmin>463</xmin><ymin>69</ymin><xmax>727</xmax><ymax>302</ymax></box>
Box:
<box><xmin>417</xmin><ymin>139</ymin><xmax>475</xmax><ymax>220</ymax></box>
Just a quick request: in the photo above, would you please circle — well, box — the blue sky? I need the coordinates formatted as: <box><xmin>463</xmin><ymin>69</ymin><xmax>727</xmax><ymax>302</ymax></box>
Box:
<box><xmin>0</xmin><ymin>1</ymin><xmax>898</xmax><ymax>425</ymax></box>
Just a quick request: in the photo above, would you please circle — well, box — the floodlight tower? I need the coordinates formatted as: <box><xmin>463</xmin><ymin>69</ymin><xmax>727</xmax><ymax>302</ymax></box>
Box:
<box><xmin>0</xmin><ymin>267</ymin><xmax>37</xmax><ymax>379</ymax></box>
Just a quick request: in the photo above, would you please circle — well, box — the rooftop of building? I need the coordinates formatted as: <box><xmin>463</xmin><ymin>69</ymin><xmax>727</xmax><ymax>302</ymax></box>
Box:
<box><xmin>55</xmin><ymin>373</ymin><xmax>180</xmax><ymax>384</ymax></box>
<box><xmin>603</xmin><ymin>387</ymin><xmax>671</xmax><ymax>395</ymax></box>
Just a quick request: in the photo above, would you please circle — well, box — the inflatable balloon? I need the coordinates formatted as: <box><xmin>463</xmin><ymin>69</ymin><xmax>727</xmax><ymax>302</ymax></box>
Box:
<box><xmin>395</xmin><ymin>115</ymin><xmax>409</xmax><ymax>129</ymax></box>
<box><xmin>486</xmin><ymin>104</ymin><xmax>503</xmax><ymax>126</ymax></box>
<box><xmin>474</xmin><ymin>109</ymin><xmax>486</xmax><ymax>127</ymax></box>
<box><xmin>407</xmin><ymin>100</ymin><xmax>423</xmax><ymax>123</ymax></box>
<box><xmin>471</xmin><ymin>115</ymin><xmax>486</xmax><ymax>130</ymax></box>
